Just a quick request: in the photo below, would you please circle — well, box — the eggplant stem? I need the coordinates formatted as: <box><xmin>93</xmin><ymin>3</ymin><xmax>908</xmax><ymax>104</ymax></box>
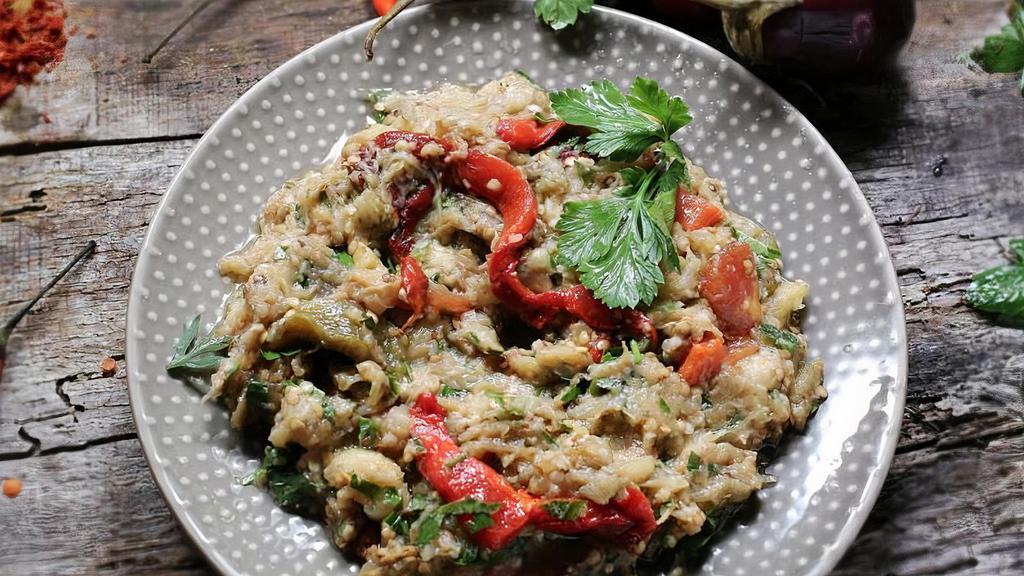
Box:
<box><xmin>143</xmin><ymin>0</ymin><xmax>221</xmax><ymax>64</ymax></box>
<box><xmin>0</xmin><ymin>241</ymin><xmax>97</xmax><ymax>347</ymax></box>
<box><xmin>364</xmin><ymin>0</ymin><xmax>419</xmax><ymax>61</ymax></box>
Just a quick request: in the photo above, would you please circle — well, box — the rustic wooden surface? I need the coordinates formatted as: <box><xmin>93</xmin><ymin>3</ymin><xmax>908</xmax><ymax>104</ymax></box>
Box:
<box><xmin>1</xmin><ymin>0</ymin><xmax>1022</xmax><ymax>574</ymax></box>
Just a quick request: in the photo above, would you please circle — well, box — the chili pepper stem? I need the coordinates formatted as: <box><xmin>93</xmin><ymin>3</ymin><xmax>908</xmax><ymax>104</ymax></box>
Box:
<box><xmin>0</xmin><ymin>241</ymin><xmax>96</xmax><ymax>372</ymax></box>
<box><xmin>364</xmin><ymin>0</ymin><xmax>418</xmax><ymax>61</ymax></box>
<box><xmin>143</xmin><ymin>0</ymin><xmax>220</xmax><ymax>64</ymax></box>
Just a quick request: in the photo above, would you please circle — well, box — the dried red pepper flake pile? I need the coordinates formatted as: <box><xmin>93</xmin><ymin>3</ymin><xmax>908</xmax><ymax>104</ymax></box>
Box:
<box><xmin>0</xmin><ymin>0</ymin><xmax>68</xmax><ymax>103</ymax></box>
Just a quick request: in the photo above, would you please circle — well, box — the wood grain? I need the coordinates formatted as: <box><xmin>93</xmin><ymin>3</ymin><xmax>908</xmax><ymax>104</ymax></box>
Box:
<box><xmin>1</xmin><ymin>0</ymin><xmax>1022</xmax><ymax>574</ymax></box>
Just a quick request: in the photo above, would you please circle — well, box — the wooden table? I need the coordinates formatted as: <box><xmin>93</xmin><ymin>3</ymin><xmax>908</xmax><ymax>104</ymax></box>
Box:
<box><xmin>1</xmin><ymin>0</ymin><xmax>1022</xmax><ymax>573</ymax></box>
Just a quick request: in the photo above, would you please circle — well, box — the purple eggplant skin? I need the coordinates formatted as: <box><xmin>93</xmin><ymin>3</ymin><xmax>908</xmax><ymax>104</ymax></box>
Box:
<box><xmin>762</xmin><ymin>0</ymin><xmax>916</xmax><ymax>75</ymax></box>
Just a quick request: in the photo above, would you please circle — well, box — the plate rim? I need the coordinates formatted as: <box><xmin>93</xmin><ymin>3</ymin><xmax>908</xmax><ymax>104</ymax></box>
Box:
<box><xmin>125</xmin><ymin>3</ymin><xmax>909</xmax><ymax>575</ymax></box>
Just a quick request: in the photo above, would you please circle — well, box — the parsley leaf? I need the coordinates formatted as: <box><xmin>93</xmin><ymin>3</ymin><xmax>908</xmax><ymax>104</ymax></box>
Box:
<box><xmin>358</xmin><ymin>417</ymin><xmax>380</xmax><ymax>447</ymax></box>
<box><xmin>351</xmin><ymin>475</ymin><xmax>402</xmax><ymax>508</ymax></box>
<box><xmin>760</xmin><ymin>323</ymin><xmax>801</xmax><ymax>353</ymax></box>
<box><xmin>415</xmin><ymin>499</ymin><xmax>501</xmax><ymax>546</ymax></box>
<box><xmin>970</xmin><ymin>2</ymin><xmax>1024</xmax><ymax>96</ymax></box>
<box><xmin>534</xmin><ymin>0</ymin><xmax>594</xmax><ymax>31</ymax></box>
<box><xmin>556</xmin><ymin>167</ymin><xmax>679</xmax><ymax>308</ymax></box>
<box><xmin>966</xmin><ymin>239</ymin><xmax>1024</xmax><ymax>319</ymax></box>
<box><xmin>551</xmin><ymin>77</ymin><xmax>692</xmax><ymax>308</ymax></box>
<box><xmin>166</xmin><ymin>315</ymin><xmax>232</xmax><ymax>374</ymax></box>
<box><xmin>241</xmin><ymin>445</ymin><xmax>325</xmax><ymax>516</ymax></box>
<box><xmin>260</xmin><ymin>348</ymin><xmax>301</xmax><ymax>361</ymax></box>
<box><xmin>687</xmin><ymin>452</ymin><xmax>702</xmax><ymax>472</ymax></box>
<box><xmin>543</xmin><ymin>500</ymin><xmax>588</xmax><ymax>520</ymax></box>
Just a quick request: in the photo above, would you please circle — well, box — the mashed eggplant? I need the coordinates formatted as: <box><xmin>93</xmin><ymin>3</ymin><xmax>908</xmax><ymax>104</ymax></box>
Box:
<box><xmin>204</xmin><ymin>73</ymin><xmax>825</xmax><ymax>575</ymax></box>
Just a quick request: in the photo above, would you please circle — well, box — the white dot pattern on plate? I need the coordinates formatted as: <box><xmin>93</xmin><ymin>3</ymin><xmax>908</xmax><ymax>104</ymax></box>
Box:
<box><xmin>125</xmin><ymin>3</ymin><xmax>906</xmax><ymax>576</ymax></box>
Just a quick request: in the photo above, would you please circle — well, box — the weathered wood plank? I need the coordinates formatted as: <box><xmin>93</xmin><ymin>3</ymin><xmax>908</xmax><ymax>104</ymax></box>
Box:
<box><xmin>0</xmin><ymin>0</ymin><xmax>378</xmax><ymax>148</ymax></box>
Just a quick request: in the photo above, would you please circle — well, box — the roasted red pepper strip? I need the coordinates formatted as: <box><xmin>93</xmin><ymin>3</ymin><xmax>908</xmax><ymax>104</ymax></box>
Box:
<box><xmin>496</xmin><ymin>117</ymin><xmax>567</xmax><ymax>151</ymax></box>
<box><xmin>377</xmin><ymin>131</ymin><xmax>470</xmax><ymax>326</ymax></box>
<box><xmin>530</xmin><ymin>487</ymin><xmax>657</xmax><ymax>549</ymax></box>
<box><xmin>409</xmin><ymin>392</ymin><xmax>534</xmax><ymax>550</ymax></box>
<box><xmin>375</xmin><ymin>130</ymin><xmax>453</xmax><ymax>155</ymax></box>
<box><xmin>698</xmin><ymin>242</ymin><xmax>762</xmax><ymax>338</ymax></box>
<box><xmin>409</xmin><ymin>392</ymin><xmax>657</xmax><ymax>551</ymax></box>
<box><xmin>373</xmin><ymin>0</ymin><xmax>396</xmax><ymax>16</ymax></box>
<box><xmin>453</xmin><ymin>150</ymin><xmax>657</xmax><ymax>345</ymax></box>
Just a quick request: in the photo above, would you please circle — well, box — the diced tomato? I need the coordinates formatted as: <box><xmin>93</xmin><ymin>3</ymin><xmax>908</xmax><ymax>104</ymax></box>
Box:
<box><xmin>698</xmin><ymin>242</ymin><xmax>762</xmax><ymax>337</ymax></box>
<box><xmin>680</xmin><ymin>336</ymin><xmax>726</xmax><ymax>385</ymax></box>
<box><xmin>676</xmin><ymin>192</ymin><xmax>725</xmax><ymax>231</ymax></box>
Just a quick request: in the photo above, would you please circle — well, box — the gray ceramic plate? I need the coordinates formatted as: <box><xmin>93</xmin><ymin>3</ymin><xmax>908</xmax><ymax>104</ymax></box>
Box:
<box><xmin>126</xmin><ymin>2</ymin><xmax>907</xmax><ymax>575</ymax></box>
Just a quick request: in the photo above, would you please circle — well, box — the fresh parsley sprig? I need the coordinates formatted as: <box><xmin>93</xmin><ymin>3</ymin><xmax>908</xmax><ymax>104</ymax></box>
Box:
<box><xmin>534</xmin><ymin>0</ymin><xmax>594</xmax><ymax>31</ymax></box>
<box><xmin>966</xmin><ymin>239</ymin><xmax>1024</xmax><ymax>320</ymax></box>
<box><xmin>166</xmin><ymin>315</ymin><xmax>232</xmax><ymax>374</ymax></box>
<box><xmin>414</xmin><ymin>498</ymin><xmax>501</xmax><ymax>545</ymax></box>
<box><xmin>969</xmin><ymin>1</ymin><xmax>1024</xmax><ymax>96</ymax></box>
<box><xmin>551</xmin><ymin>77</ymin><xmax>692</xmax><ymax>309</ymax></box>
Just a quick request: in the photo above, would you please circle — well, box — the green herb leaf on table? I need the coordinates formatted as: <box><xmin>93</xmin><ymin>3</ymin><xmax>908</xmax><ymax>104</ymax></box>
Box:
<box><xmin>533</xmin><ymin>0</ymin><xmax>594</xmax><ymax>31</ymax></box>
<box><xmin>414</xmin><ymin>499</ymin><xmax>501</xmax><ymax>546</ymax></box>
<box><xmin>969</xmin><ymin>2</ymin><xmax>1024</xmax><ymax>95</ymax></box>
<box><xmin>166</xmin><ymin>315</ymin><xmax>232</xmax><ymax>374</ymax></box>
<box><xmin>966</xmin><ymin>239</ymin><xmax>1024</xmax><ymax>320</ymax></box>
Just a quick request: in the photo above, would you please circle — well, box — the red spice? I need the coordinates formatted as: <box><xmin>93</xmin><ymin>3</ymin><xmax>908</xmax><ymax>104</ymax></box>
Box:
<box><xmin>0</xmin><ymin>0</ymin><xmax>68</xmax><ymax>103</ymax></box>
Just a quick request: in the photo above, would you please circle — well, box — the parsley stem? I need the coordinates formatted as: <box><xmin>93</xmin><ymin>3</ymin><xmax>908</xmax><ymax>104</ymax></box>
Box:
<box><xmin>364</xmin><ymin>0</ymin><xmax>419</xmax><ymax>61</ymax></box>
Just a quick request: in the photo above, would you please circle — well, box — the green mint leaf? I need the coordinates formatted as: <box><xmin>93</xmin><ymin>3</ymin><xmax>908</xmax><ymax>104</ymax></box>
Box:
<box><xmin>543</xmin><ymin>500</ymin><xmax>588</xmax><ymax>520</ymax></box>
<box><xmin>415</xmin><ymin>499</ymin><xmax>501</xmax><ymax>546</ymax></box>
<box><xmin>533</xmin><ymin>0</ymin><xmax>594</xmax><ymax>31</ymax></box>
<box><xmin>760</xmin><ymin>324</ymin><xmax>801</xmax><ymax>353</ymax></box>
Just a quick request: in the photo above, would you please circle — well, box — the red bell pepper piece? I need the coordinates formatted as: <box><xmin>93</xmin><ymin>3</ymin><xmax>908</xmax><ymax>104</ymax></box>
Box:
<box><xmin>530</xmin><ymin>487</ymin><xmax>657</xmax><ymax>550</ymax></box>
<box><xmin>495</xmin><ymin>117</ymin><xmax>567</xmax><ymax>151</ymax></box>
<box><xmin>373</xmin><ymin>0</ymin><xmax>397</xmax><ymax>17</ymax></box>
<box><xmin>698</xmin><ymin>242</ymin><xmax>762</xmax><ymax>337</ymax></box>
<box><xmin>409</xmin><ymin>392</ymin><xmax>658</xmax><ymax>552</ymax></box>
<box><xmin>375</xmin><ymin>130</ymin><xmax>453</xmax><ymax>156</ymax></box>
<box><xmin>676</xmin><ymin>192</ymin><xmax>725</xmax><ymax>231</ymax></box>
<box><xmin>377</xmin><ymin>131</ymin><xmax>470</xmax><ymax>327</ymax></box>
<box><xmin>679</xmin><ymin>335</ymin><xmax>726</xmax><ymax>386</ymax></box>
<box><xmin>453</xmin><ymin>150</ymin><xmax>657</xmax><ymax>345</ymax></box>
<box><xmin>409</xmin><ymin>392</ymin><xmax>534</xmax><ymax>550</ymax></box>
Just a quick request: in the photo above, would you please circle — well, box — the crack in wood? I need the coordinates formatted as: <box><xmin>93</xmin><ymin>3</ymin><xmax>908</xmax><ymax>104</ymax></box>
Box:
<box><xmin>0</xmin><ymin>133</ymin><xmax>202</xmax><ymax>158</ymax></box>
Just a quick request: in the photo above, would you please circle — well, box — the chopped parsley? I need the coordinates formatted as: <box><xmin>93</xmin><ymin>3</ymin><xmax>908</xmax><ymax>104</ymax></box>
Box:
<box><xmin>543</xmin><ymin>500</ymin><xmax>588</xmax><ymax>521</ymax></box>
<box><xmin>351</xmin><ymin>474</ymin><xmax>402</xmax><ymax>508</ymax></box>
<box><xmin>260</xmin><ymin>348</ymin><xmax>301</xmax><ymax>361</ymax></box>
<box><xmin>440</xmin><ymin>384</ymin><xmax>466</xmax><ymax>398</ymax></box>
<box><xmin>357</xmin><ymin>417</ymin><xmax>380</xmax><ymax>447</ymax></box>
<box><xmin>658</xmin><ymin>397</ymin><xmax>672</xmax><ymax>415</ymax></box>
<box><xmin>686</xmin><ymin>452</ymin><xmax>702</xmax><ymax>472</ymax></box>
<box><xmin>333</xmin><ymin>249</ymin><xmax>355</xmax><ymax>267</ymax></box>
<box><xmin>759</xmin><ymin>323</ymin><xmax>801</xmax><ymax>353</ymax></box>
<box><xmin>414</xmin><ymin>499</ymin><xmax>501</xmax><ymax>546</ymax></box>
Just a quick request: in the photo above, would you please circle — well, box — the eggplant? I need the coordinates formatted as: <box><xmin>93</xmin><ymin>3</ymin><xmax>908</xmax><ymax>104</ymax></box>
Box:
<box><xmin>646</xmin><ymin>0</ymin><xmax>915</xmax><ymax>76</ymax></box>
